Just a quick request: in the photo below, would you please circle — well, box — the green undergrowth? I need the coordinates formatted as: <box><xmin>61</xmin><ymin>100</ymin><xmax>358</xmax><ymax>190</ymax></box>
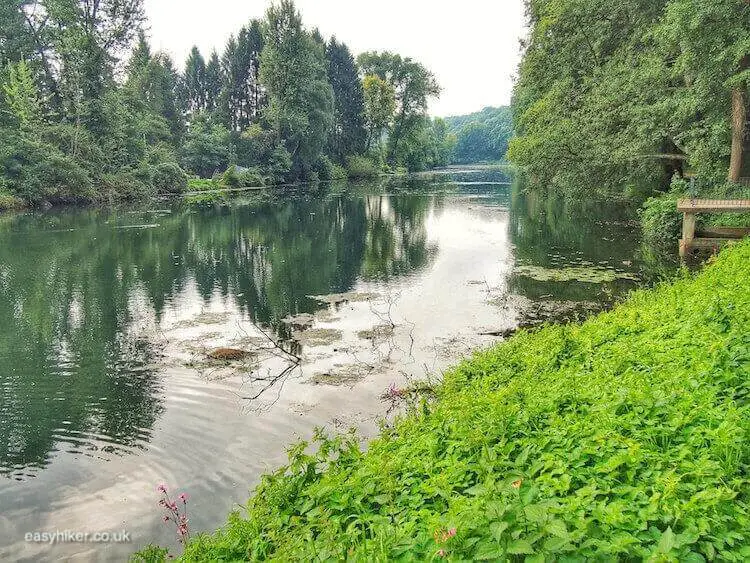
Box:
<box><xmin>141</xmin><ymin>243</ymin><xmax>750</xmax><ymax>561</ymax></box>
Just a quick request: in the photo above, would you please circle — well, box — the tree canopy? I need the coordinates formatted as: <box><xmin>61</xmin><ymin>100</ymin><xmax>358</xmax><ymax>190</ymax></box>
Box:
<box><xmin>445</xmin><ymin>106</ymin><xmax>513</xmax><ymax>164</ymax></box>
<box><xmin>508</xmin><ymin>0</ymin><xmax>750</xmax><ymax>196</ymax></box>
<box><xmin>0</xmin><ymin>0</ymin><xmax>446</xmax><ymax>208</ymax></box>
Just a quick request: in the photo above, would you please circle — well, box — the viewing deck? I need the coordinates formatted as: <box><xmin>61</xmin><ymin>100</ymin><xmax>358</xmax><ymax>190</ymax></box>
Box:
<box><xmin>678</xmin><ymin>198</ymin><xmax>750</xmax><ymax>258</ymax></box>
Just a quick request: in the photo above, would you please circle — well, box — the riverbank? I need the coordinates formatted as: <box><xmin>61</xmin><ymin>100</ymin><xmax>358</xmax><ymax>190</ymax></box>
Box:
<box><xmin>145</xmin><ymin>241</ymin><xmax>750</xmax><ymax>561</ymax></box>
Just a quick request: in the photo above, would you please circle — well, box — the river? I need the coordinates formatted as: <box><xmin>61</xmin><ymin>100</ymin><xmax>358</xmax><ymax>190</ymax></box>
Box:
<box><xmin>0</xmin><ymin>168</ymin><xmax>665</xmax><ymax>560</ymax></box>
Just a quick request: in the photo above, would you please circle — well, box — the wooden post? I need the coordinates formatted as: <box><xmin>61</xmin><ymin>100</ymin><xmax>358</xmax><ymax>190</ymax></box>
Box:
<box><xmin>679</xmin><ymin>212</ymin><xmax>696</xmax><ymax>258</ymax></box>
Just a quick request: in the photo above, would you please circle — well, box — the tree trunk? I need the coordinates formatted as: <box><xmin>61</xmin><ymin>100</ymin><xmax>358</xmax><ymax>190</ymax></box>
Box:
<box><xmin>729</xmin><ymin>8</ymin><xmax>750</xmax><ymax>181</ymax></box>
<box><xmin>729</xmin><ymin>84</ymin><xmax>746</xmax><ymax>183</ymax></box>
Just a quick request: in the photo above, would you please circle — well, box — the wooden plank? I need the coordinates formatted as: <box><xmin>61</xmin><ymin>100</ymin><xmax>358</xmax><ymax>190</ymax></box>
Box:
<box><xmin>677</xmin><ymin>199</ymin><xmax>750</xmax><ymax>213</ymax></box>
<box><xmin>697</xmin><ymin>226</ymin><xmax>750</xmax><ymax>239</ymax></box>
<box><xmin>684</xmin><ymin>238</ymin><xmax>740</xmax><ymax>250</ymax></box>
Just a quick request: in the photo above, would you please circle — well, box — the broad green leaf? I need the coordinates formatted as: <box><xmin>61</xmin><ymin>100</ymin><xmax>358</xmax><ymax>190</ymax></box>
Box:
<box><xmin>490</xmin><ymin>521</ymin><xmax>509</xmax><ymax>542</ymax></box>
<box><xmin>507</xmin><ymin>539</ymin><xmax>535</xmax><ymax>555</ymax></box>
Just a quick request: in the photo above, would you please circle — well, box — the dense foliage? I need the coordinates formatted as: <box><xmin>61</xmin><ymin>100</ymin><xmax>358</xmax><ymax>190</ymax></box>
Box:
<box><xmin>509</xmin><ymin>0</ymin><xmax>750</xmax><ymax>197</ymax></box>
<box><xmin>358</xmin><ymin>51</ymin><xmax>453</xmax><ymax>171</ymax></box>
<box><xmin>445</xmin><ymin>106</ymin><xmax>513</xmax><ymax>164</ymax></box>
<box><xmin>0</xmin><ymin>0</ymin><xmax>446</xmax><ymax>210</ymax></box>
<box><xmin>135</xmin><ymin>240</ymin><xmax>750</xmax><ymax>561</ymax></box>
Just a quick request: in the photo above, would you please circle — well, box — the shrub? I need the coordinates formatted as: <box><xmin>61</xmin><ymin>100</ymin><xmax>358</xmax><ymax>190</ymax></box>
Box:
<box><xmin>222</xmin><ymin>165</ymin><xmax>242</xmax><ymax>188</ymax></box>
<box><xmin>150</xmin><ymin>162</ymin><xmax>188</xmax><ymax>194</ymax></box>
<box><xmin>314</xmin><ymin>156</ymin><xmax>347</xmax><ymax>182</ymax></box>
<box><xmin>238</xmin><ymin>168</ymin><xmax>265</xmax><ymax>187</ymax></box>
<box><xmin>266</xmin><ymin>146</ymin><xmax>293</xmax><ymax>185</ymax></box>
<box><xmin>180</xmin><ymin>120</ymin><xmax>231</xmax><ymax>178</ymax></box>
<box><xmin>100</xmin><ymin>171</ymin><xmax>153</xmax><ymax>201</ymax></box>
<box><xmin>0</xmin><ymin>133</ymin><xmax>94</xmax><ymax>203</ymax></box>
<box><xmin>130</xmin><ymin>544</ymin><xmax>170</xmax><ymax>563</ymax></box>
<box><xmin>221</xmin><ymin>166</ymin><xmax>265</xmax><ymax>189</ymax></box>
<box><xmin>345</xmin><ymin>155</ymin><xmax>379</xmax><ymax>179</ymax></box>
<box><xmin>640</xmin><ymin>191</ymin><xmax>681</xmax><ymax>248</ymax></box>
<box><xmin>0</xmin><ymin>181</ymin><xmax>23</xmax><ymax>210</ymax></box>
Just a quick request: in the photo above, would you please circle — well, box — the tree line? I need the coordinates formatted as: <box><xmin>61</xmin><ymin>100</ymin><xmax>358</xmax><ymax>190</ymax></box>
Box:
<box><xmin>445</xmin><ymin>106</ymin><xmax>513</xmax><ymax>164</ymax></box>
<box><xmin>0</xmin><ymin>0</ymin><xmax>454</xmax><ymax>209</ymax></box>
<box><xmin>508</xmin><ymin>0</ymin><xmax>750</xmax><ymax>198</ymax></box>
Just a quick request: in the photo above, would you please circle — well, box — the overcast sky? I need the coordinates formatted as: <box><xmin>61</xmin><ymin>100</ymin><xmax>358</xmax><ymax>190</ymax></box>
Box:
<box><xmin>142</xmin><ymin>1</ymin><xmax>527</xmax><ymax>117</ymax></box>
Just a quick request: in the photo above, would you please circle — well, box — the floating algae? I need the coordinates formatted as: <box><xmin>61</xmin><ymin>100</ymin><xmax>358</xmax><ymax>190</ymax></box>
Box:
<box><xmin>282</xmin><ymin>313</ymin><xmax>315</xmax><ymax>331</ymax></box>
<box><xmin>357</xmin><ymin>324</ymin><xmax>395</xmax><ymax>341</ymax></box>
<box><xmin>308</xmin><ymin>363</ymin><xmax>375</xmax><ymax>386</ymax></box>
<box><xmin>308</xmin><ymin>292</ymin><xmax>378</xmax><ymax>305</ymax></box>
<box><xmin>292</xmin><ymin>328</ymin><xmax>343</xmax><ymax>347</ymax></box>
<box><xmin>514</xmin><ymin>264</ymin><xmax>638</xmax><ymax>283</ymax></box>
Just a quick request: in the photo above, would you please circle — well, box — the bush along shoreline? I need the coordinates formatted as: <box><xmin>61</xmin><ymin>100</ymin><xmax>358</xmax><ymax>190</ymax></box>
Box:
<box><xmin>135</xmin><ymin>241</ymin><xmax>750</xmax><ymax>561</ymax></box>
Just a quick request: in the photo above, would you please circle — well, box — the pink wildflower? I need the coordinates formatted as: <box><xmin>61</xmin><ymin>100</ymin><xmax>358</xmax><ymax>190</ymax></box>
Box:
<box><xmin>178</xmin><ymin>493</ymin><xmax>189</xmax><ymax>503</ymax></box>
<box><xmin>157</xmin><ymin>484</ymin><xmax>167</xmax><ymax>493</ymax></box>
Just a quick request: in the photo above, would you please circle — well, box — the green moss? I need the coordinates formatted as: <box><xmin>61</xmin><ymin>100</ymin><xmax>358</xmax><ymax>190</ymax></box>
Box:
<box><xmin>139</xmin><ymin>242</ymin><xmax>750</xmax><ymax>562</ymax></box>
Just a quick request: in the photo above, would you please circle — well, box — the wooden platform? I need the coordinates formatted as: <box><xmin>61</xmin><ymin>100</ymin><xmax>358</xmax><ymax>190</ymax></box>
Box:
<box><xmin>677</xmin><ymin>199</ymin><xmax>750</xmax><ymax>213</ymax></box>
<box><xmin>677</xmin><ymin>198</ymin><xmax>750</xmax><ymax>258</ymax></box>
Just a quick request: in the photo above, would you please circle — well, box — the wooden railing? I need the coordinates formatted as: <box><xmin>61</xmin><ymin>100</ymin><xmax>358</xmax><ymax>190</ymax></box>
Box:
<box><xmin>677</xmin><ymin>199</ymin><xmax>750</xmax><ymax>257</ymax></box>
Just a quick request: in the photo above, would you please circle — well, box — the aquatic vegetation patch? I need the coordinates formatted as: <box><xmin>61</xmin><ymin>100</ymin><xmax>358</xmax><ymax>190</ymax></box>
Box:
<box><xmin>292</xmin><ymin>328</ymin><xmax>343</xmax><ymax>347</ymax></box>
<box><xmin>514</xmin><ymin>263</ymin><xmax>638</xmax><ymax>283</ymax></box>
<box><xmin>308</xmin><ymin>291</ymin><xmax>379</xmax><ymax>305</ymax></box>
<box><xmin>173</xmin><ymin>312</ymin><xmax>231</xmax><ymax>328</ymax></box>
<box><xmin>356</xmin><ymin>324</ymin><xmax>395</xmax><ymax>341</ymax></box>
<box><xmin>281</xmin><ymin>313</ymin><xmax>315</xmax><ymax>332</ymax></box>
<box><xmin>138</xmin><ymin>242</ymin><xmax>750</xmax><ymax>561</ymax></box>
<box><xmin>489</xmin><ymin>294</ymin><xmax>606</xmax><ymax>328</ymax></box>
<box><xmin>308</xmin><ymin>363</ymin><xmax>376</xmax><ymax>386</ymax></box>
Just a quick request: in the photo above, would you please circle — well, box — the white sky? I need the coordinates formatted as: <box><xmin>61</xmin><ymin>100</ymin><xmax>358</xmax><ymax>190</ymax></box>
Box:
<box><xmin>142</xmin><ymin>0</ymin><xmax>527</xmax><ymax>117</ymax></box>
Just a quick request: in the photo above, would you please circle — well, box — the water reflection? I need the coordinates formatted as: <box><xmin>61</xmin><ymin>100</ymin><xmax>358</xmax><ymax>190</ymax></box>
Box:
<box><xmin>0</xmin><ymin>169</ymin><xmax>656</xmax><ymax>484</ymax></box>
<box><xmin>508</xmin><ymin>184</ymin><xmax>646</xmax><ymax>305</ymax></box>
<box><xmin>0</xmin><ymin>189</ymin><xmax>440</xmax><ymax>478</ymax></box>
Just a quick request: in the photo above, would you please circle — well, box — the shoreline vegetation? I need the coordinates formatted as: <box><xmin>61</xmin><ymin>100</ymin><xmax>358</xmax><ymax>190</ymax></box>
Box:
<box><xmin>508</xmin><ymin>0</ymin><xmax>750</xmax><ymax>245</ymax></box>
<box><xmin>0</xmin><ymin>1</ymin><xmax>513</xmax><ymax>214</ymax></box>
<box><xmin>135</xmin><ymin>240</ymin><xmax>750</xmax><ymax>562</ymax></box>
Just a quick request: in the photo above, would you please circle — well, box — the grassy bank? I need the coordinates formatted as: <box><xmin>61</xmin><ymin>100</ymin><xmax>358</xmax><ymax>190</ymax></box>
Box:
<box><xmin>141</xmin><ymin>242</ymin><xmax>750</xmax><ymax>561</ymax></box>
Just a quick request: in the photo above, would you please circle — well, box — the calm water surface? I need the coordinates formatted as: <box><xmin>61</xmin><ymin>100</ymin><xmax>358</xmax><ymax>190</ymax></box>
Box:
<box><xmin>0</xmin><ymin>169</ymin><xmax>666</xmax><ymax>560</ymax></box>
